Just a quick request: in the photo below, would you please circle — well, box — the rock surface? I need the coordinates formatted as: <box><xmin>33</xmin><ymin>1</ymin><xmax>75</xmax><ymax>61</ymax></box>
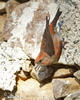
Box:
<box><xmin>18</xmin><ymin>70</ymin><xmax>29</xmax><ymax>80</ymax></box>
<box><xmin>52</xmin><ymin>78</ymin><xmax>80</xmax><ymax>99</ymax></box>
<box><xmin>74</xmin><ymin>70</ymin><xmax>80</xmax><ymax>81</ymax></box>
<box><xmin>31</xmin><ymin>0</ymin><xmax>54</xmax><ymax>3</ymax></box>
<box><xmin>1</xmin><ymin>1</ymin><xmax>60</xmax><ymax>84</ymax></box>
<box><xmin>0</xmin><ymin>42</ymin><xmax>30</xmax><ymax>91</ymax></box>
<box><xmin>5</xmin><ymin>0</ymin><xmax>20</xmax><ymax>16</ymax></box>
<box><xmin>13</xmin><ymin>78</ymin><xmax>55</xmax><ymax>100</ymax></box>
<box><xmin>53</xmin><ymin>68</ymin><xmax>74</xmax><ymax>78</ymax></box>
<box><xmin>0</xmin><ymin>0</ymin><xmax>80</xmax><ymax>99</ymax></box>
<box><xmin>3</xmin><ymin>1</ymin><xmax>58</xmax><ymax>59</ymax></box>
<box><xmin>0</xmin><ymin>14</ymin><xmax>6</xmax><ymax>38</ymax></box>
<box><xmin>57</xmin><ymin>0</ymin><xmax>80</xmax><ymax>66</ymax></box>
<box><xmin>0</xmin><ymin>2</ymin><xmax>6</xmax><ymax>14</ymax></box>
<box><xmin>64</xmin><ymin>91</ymin><xmax>80</xmax><ymax>100</ymax></box>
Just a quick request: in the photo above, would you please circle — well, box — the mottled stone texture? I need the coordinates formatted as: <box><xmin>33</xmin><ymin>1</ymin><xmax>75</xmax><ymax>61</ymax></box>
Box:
<box><xmin>4</xmin><ymin>0</ymin><xmax>80</xmax><ymax>66</ymax></box>
<box><xmin>57</xmin><ymin>0</ymin><xmax>80</xmax><ymax>66</ymax></box>
<box><xmin>3</xmin><ymin>1</ymin><xmax>58</xmax><ymax>59</ymax></box>
<box><xmin>74</xmin><ymin>70</ymin><xmax>80</xmax><ymax>81</ymax></box>
<box><xmin>52</xmin><ymin>78</ymin><xmax>80</xmax><ymax>99</ymax></box>
<box><xmin>0</xmin><ymin>42</ymin><xmax>29</xmax><ymax>91</ymax></box>
<box><xmin>64</xmin><ymin>91</ymin><xmax>80</xmax><ymax>100</ymax></box>
<box><xmin>0</xmin><ymin>2</ymin><xmax>6</xmax><ymax>14</ymax></box>
<box><xmin>5</xmin><ymin>0</ymin><xmax>20</xmax><ymax>16</ymax></box>
<box><xmin>14</xmin><ymin>78</ymin><xmax>55</xmax><ymax>100</ymax></box>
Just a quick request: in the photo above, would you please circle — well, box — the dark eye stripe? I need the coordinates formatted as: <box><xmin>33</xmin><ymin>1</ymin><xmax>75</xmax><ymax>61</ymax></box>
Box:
<box><xmin>39</xmin><ymin>59</ymin><xmax>42</xmax><ymax>63</ymax></box>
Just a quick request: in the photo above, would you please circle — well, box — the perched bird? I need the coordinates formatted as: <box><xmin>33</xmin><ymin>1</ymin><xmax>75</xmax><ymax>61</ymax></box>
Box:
<box><xmin>35</xmin><ymin>8</ymin><xmax>62</xmax><ymax>66</ymax></box>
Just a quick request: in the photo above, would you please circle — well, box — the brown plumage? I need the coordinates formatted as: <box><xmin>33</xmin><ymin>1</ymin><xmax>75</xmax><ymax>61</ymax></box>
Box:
<box><xmin>35</xmin><ymin>8</ymin><xmax>62</xmax><ymax>66</ymax></box>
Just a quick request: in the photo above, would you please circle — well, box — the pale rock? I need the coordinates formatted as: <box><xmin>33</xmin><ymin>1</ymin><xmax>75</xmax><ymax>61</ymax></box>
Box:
<box><xmin>31</xmin><ymin>64</ymin><xmax>54</xmax><ymax>82</ymax></box>
<box><xmin>72</xmin><ymin>0</ymin><xmax>76</xmax><ymax>2</ymax></box>
<box><xmin>0</xmin><ymin>2</ymin><xmax>6</xmax><ymax>14</ymax></box>
<box><xmin>31</xmin><ymin>0</ymin><xmax>55</xmax><ymax>3</ymax></box>
<box><xmin>13</xmin><ymin>78</ymin><xmax>55</xmax><ymax>100</ymax></box>
<box><xmin>18</xmin><ymin>70</ymin><xmax>29</xmax><ymax>80</ymax></box>
<box><xmin>58</xmin><ymin>50</ymin><xmax>67</xmax><ymax>64</ymax></box>
<box><xmin>0</xmin><ymin>42</ymin><xmax>30</xmax><ymax>91</ymax></box>
<box><xmin>53</xmin><ymin>68</ymin><xmax>74</xmax><ymax>78</ymax></box>
<box><xmin>22</xmin><ymin>60</ymin><xmax>33</xmax><ymax>72</ymax></box>
<box><xmin>64</xmin><ymin>91</ymin><xmax>80</xmax><ymax>100</ymax></box>
<box><xmin>0</xmin><ymin>14</ymin><xmax>6</xmax><ymax>39</ymax></box>
<box><xmin>3</xmin><ymin>1</ymin><xmax>58</xmax><ymax>59</ymax></box>
<box><xmin>75</xmin><ymin>12</ymin><xmax>79</xmax><ymax>18</ymax></box>
<box><xmin>74</xmin><ymin>70</ymin><xmax>80</xmax><ymax>81</ymax></box>
<box><xmin>56</xmin><ymin>0</ymin><xmax>80</xmax><ymax>66</ymax></box>
<box><xmin>2</xmin><ymin>98</ymin><xmax>5</xmax><ymax>100</ymax></box>
<box><xmin>52</xmin><ymin>78</ymin><xmax>80</xmax><ymax>99</ymax></box>
<box><xmin>5</xmin><ymin>0</ymin><xmax>20</xmax><ymax>16</ymax></box>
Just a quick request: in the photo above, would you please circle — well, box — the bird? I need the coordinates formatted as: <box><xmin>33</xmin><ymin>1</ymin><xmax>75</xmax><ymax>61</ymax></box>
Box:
<box><xmin>35</xmin><ymin>8</ymin><xmax>62</xmax><ymax>67</ymax></box>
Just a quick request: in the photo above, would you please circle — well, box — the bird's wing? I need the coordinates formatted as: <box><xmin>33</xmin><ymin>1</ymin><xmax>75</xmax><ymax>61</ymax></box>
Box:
<box><xmin>41</xmin><ymin>16</ymin><xmax>54</xmax><ymax>57</ymax></box>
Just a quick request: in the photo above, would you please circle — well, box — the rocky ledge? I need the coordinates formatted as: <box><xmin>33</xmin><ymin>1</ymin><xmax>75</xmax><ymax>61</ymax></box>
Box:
<box><xmin>0</xmin><ymin>0</ymin><xmax>80</xmax><ymax>100</ymax></box>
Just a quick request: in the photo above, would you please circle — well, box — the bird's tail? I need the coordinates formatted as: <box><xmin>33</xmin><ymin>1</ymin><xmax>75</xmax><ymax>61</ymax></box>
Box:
<box><xmin>51</xmin><ymin>8</ymin><xmax>62</xmax><ymax>28</ymax></box>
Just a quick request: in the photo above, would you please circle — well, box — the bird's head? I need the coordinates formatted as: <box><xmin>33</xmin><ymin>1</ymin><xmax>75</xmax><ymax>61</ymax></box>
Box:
<box><xmin>35</xmin><ymin>50</ymin><xmax>52</xmax><ymax>66</ymax></box>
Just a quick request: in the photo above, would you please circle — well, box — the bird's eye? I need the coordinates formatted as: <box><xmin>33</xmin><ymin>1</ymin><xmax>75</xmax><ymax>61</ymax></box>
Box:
<box><xmin>39</xmin><ymin>60</ymin><xmax>42</xmax><ymax>63</ymax></box>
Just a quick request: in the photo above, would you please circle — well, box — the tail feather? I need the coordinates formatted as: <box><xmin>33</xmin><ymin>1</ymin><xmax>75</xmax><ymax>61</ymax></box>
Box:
<box><xmin>51</xmin><ymin>8</ymin><xmax>62</xmax><ymax>28</ymax></box>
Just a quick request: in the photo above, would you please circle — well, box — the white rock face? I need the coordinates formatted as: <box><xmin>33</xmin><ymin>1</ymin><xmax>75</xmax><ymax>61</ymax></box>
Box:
<box><xmin>52</xmin><ymin>78</ymin><xmax>80</xmax><ymax>99</ymax></box>
<box><xmin>64</xmin><ymin>91</ymin><xmax>80</xmax><ymax>100</ymax></box>
<box><xmin>0</xmin><ymin>42</ymin><xmax>29</xmax><ymax>91</ymax></box>
<box><xmin>14</xmin><ymin>78</ymin><xmax>55</xmax><ymax>100</ymax></box>
<box><xmin>58</xmin><ymin>0</ymin><xmax>80</xmax><ymax>66</ymax></box>
<box><xmin>3</xmin><ymin>1</ymin><xmax>58</xmax><ymax>59</ymax></box>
